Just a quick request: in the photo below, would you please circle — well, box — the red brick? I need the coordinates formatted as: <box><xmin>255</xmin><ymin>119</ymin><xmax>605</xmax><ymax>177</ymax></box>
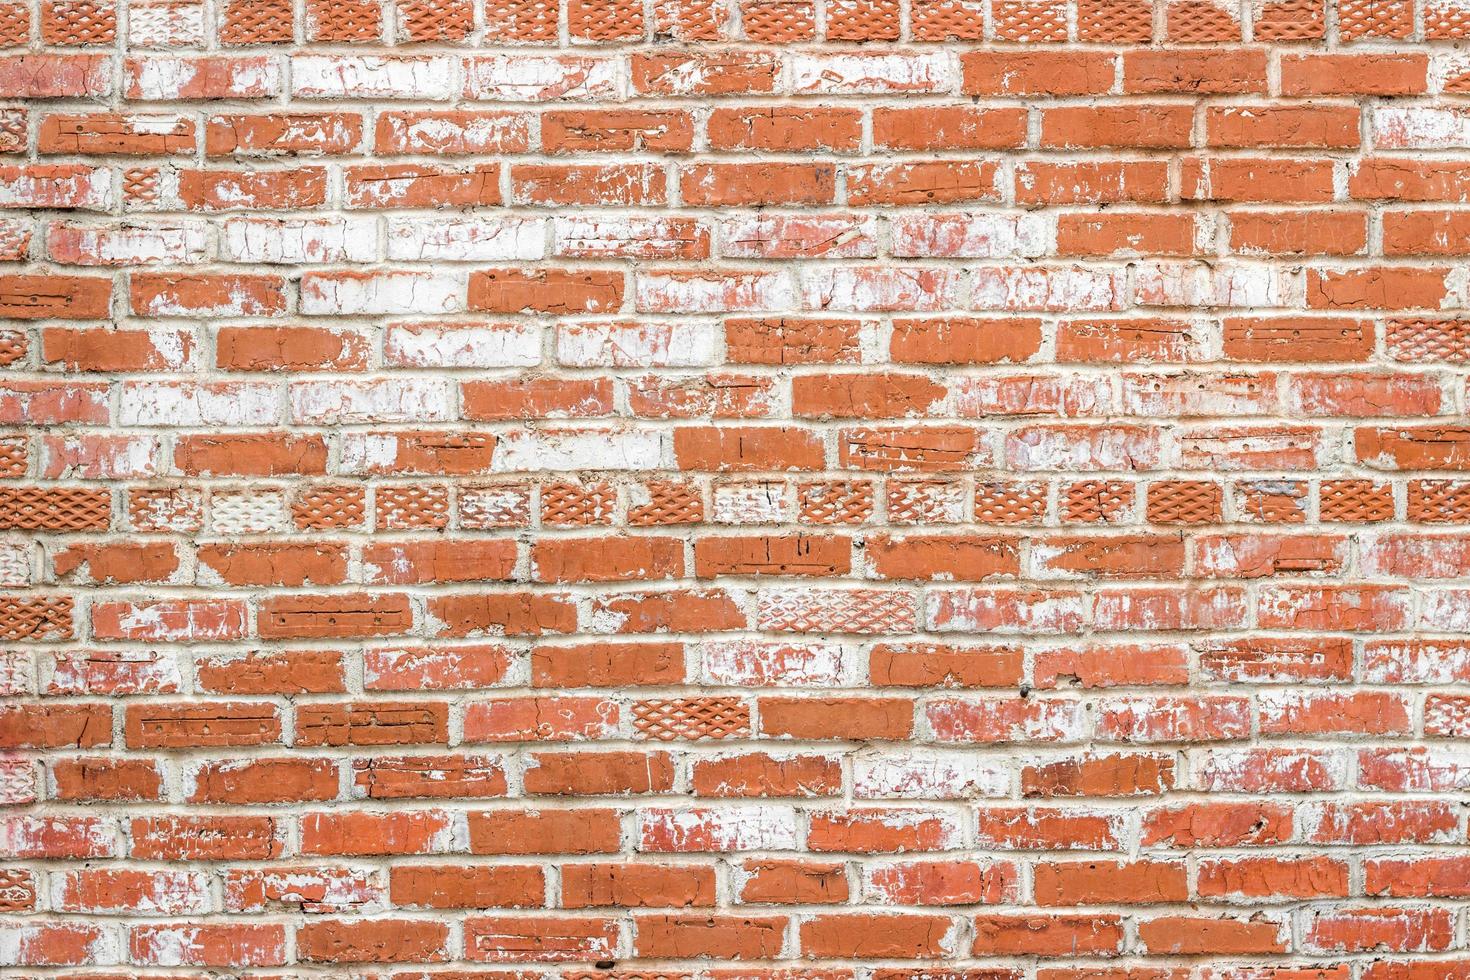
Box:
<box><xmin>7</xmin><ymin>16</ymin><xmax>1458</xmax><ymax>975</ymax></box>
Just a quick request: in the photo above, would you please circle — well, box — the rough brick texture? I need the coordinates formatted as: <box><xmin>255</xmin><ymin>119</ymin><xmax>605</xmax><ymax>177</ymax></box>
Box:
<box><xmin>2</xmin><ymin>0</ymin><xmax>1470</xmax><ymax>976</ymax></box>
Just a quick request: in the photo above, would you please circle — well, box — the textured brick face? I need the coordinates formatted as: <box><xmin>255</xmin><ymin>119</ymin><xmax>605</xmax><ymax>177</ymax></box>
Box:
<box><xmin>2</xmin><ymin>0</ymin><xmax>1470</xmax><ymax>976</ymax></box>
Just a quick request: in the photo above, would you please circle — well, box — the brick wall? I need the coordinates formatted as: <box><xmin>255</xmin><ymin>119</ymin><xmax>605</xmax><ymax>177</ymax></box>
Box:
<box><xmin>1</xmin><ymin>0</ymin><xmax>1469</xmax><ymax>975</ymax></box>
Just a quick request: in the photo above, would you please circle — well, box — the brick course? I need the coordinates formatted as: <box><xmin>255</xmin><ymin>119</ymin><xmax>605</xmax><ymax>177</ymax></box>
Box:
<box><xmin>1</xmin><ymin>0</ymin><xmax>1469</xmax><ymax>975</ymax></box>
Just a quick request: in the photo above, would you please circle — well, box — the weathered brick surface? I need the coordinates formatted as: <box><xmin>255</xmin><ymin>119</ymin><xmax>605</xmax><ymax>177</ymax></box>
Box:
<box><xmin>1</xmin><ymin>0</ymin><xmax>1469</xmax><ymax>975</ymax></box>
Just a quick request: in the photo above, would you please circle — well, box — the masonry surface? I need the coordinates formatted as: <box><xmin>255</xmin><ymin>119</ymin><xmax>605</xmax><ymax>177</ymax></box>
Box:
<box><xmin>2</xmin><ymin>0</ymin><xmax>1470</xmax><ymax>976</ymax></box>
